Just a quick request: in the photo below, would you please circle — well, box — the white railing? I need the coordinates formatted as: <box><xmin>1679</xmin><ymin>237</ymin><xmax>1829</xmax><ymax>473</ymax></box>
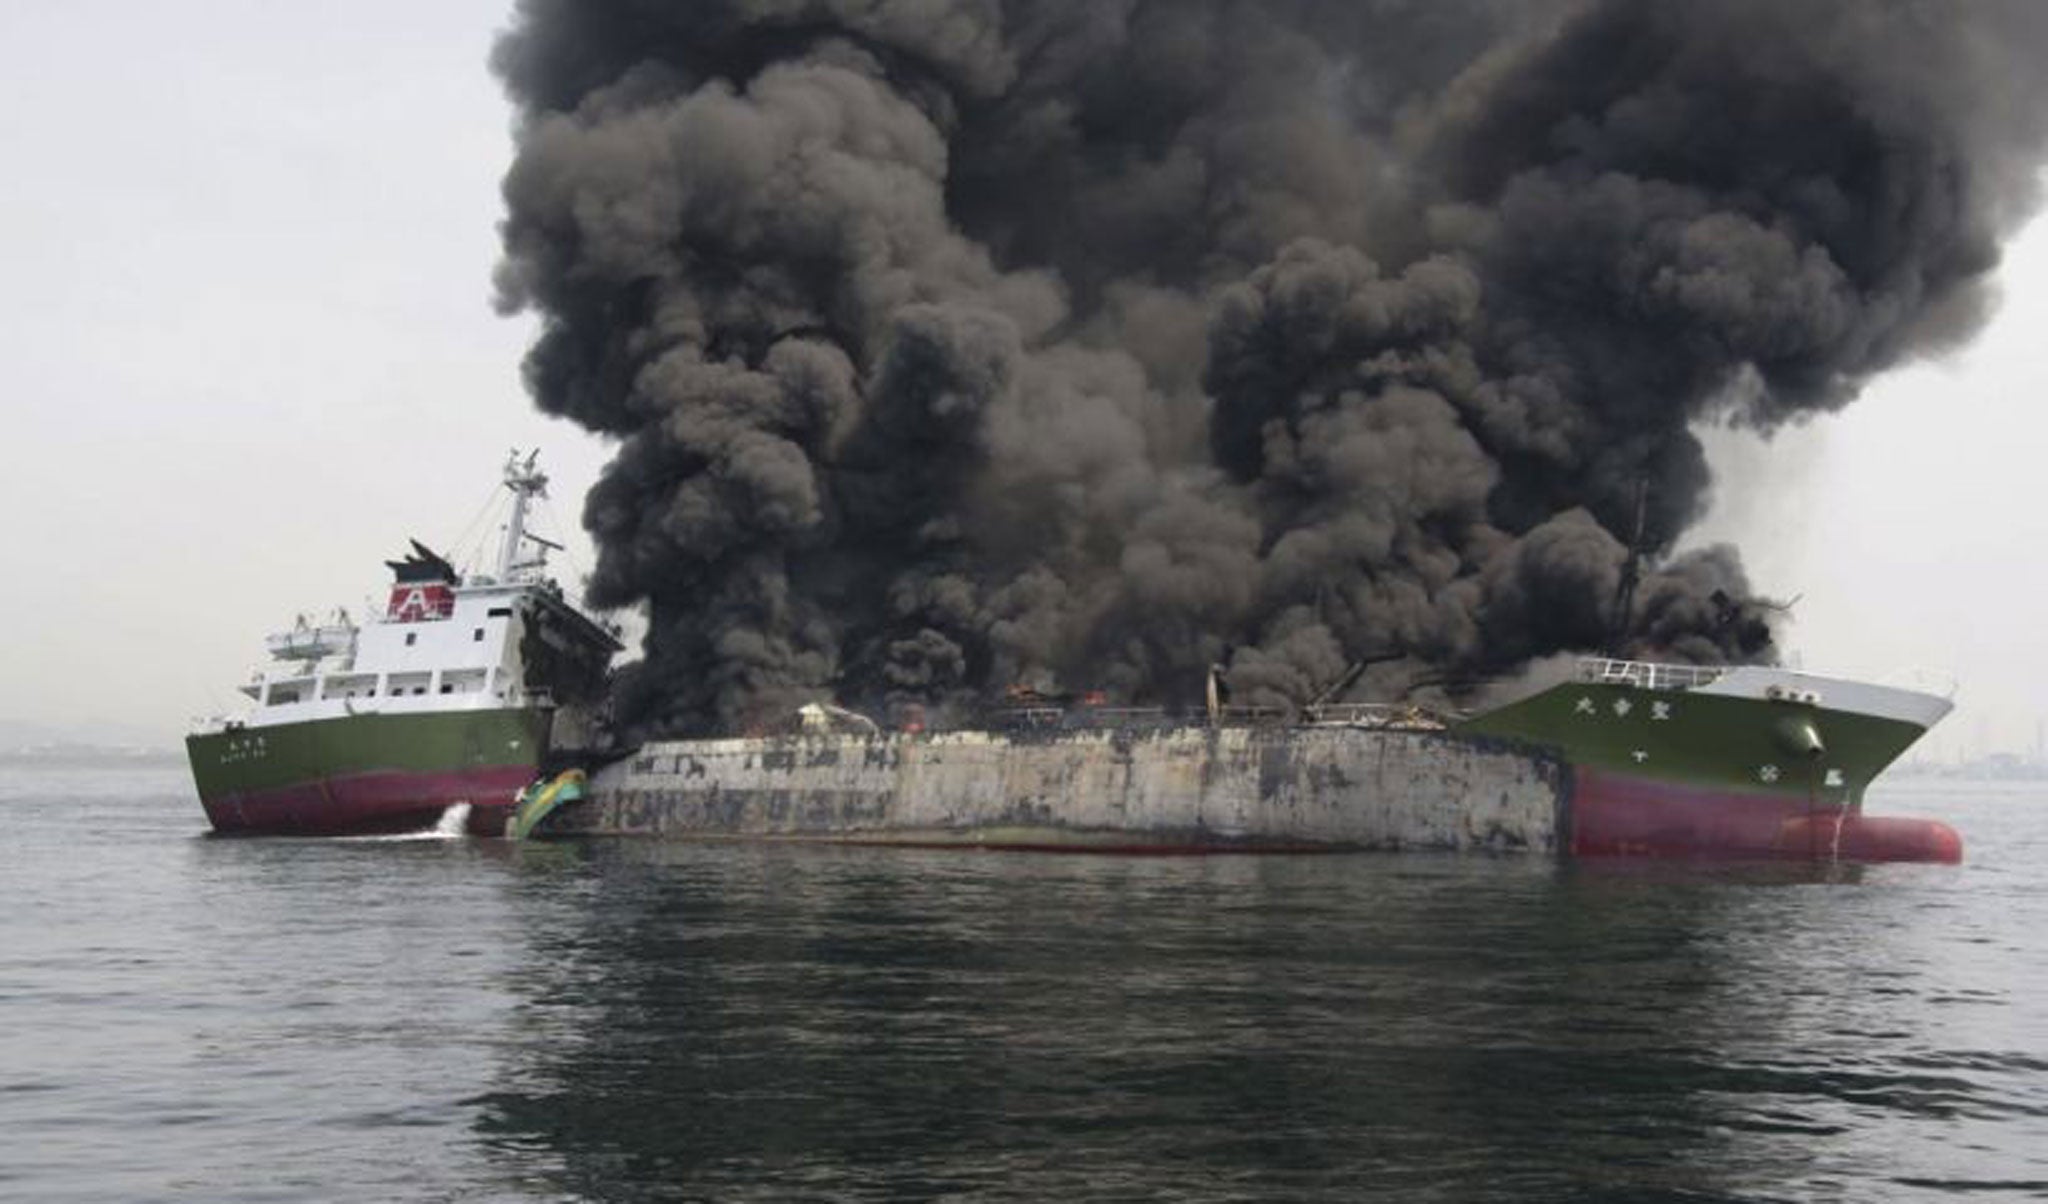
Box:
<box><xmin>1576</xmin><ymin>657</ymin><xmax>1726</xmax><ymax>691</ymax></box>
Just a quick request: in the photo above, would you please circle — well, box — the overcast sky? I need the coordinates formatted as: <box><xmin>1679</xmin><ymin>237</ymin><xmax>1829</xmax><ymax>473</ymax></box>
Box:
<box><xmin>3</xmin><ymin>2</ymin><xmax>2043</xmax><ymax>760</ymax></box>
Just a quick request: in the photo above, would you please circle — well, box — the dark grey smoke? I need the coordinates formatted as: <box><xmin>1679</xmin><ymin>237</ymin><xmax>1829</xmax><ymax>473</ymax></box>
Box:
<box><xmin>493</xmin><ymin>0</ymin><xmax>2048</xmax><ymax>735</ymax></box>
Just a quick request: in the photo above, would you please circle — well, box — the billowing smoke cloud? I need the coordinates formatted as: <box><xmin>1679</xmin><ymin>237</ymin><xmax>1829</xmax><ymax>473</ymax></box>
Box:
<box><xmin>494</xmin><ymin>0</ymin><xmax>2048</xmax><ymax>736</ymax></box>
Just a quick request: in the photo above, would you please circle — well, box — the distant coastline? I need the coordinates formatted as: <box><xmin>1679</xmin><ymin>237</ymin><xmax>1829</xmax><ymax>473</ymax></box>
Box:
<box><xmin>0</xmin><ymin>718</ymin><xmax>182</xmax><ymax>769</ymax></box>
<box><xmin>1890</xmin><ymin>754</ymin><xmax>2048</xmax><ymax>783</ymax></box>
<box><xmin>0</xmin><ymin>743</ymin><xmax>184</xmax><ymax>770</ymax></box>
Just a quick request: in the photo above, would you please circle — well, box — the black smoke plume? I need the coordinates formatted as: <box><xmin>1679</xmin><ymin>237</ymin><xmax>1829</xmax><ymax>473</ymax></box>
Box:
<box><xmin>493</xmin><ymin>0</ymin><xmax>2048</xmax><ymax>736</ymax></box>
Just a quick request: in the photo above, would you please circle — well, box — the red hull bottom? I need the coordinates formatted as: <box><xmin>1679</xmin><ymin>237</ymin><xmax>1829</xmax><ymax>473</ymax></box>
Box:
<box><xmin>201</xmin><ymin>766</ymin><xmax>532</xmax><ymax>838</ymax></box>
<box><xmin>1572</xmin><ymin>768</ymin><xmax>1962</xmax><ymax>864</ymax></box>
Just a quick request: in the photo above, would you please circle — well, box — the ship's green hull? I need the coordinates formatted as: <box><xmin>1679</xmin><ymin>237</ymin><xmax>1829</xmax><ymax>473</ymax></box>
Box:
<box><xmin>186</xmin><ymin>707</ymin><xmax>551</xmax><ymax>836</ymax></box>
<box><xmin>1457</xmin><ymin>681</ymin><xmax>1957</xmax><ymax>861</ymax></box>
<box><xmin>1458</xmin><ymin>681</ymin><xmax>1925</xmax><ymax>805</ymax></box>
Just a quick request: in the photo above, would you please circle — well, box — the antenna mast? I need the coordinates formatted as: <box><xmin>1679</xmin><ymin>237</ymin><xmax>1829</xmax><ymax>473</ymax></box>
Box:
<box><xmin>1607</xmin><ymin>474</ymin><xmax>1649</xmax><ymax>657</ymax></box>
<box><xmin>499</xmin><ymin>449</ymin><xmax>550</xmax><ymax>580</ymax></box>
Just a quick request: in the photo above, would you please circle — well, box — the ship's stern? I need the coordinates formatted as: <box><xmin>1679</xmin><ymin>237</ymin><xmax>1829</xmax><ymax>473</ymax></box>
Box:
<box><xmin>186</xmin><ymin>707</ymin><xmax>551</xmax><ymax>837</ymax></box>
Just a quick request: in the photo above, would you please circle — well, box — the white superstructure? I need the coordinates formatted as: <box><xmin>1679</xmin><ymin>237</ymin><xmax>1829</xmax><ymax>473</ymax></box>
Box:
<box><xmin>196</xmin><ymin>451</ymin><xmax>619</xmax><ymax>733</ymax></box>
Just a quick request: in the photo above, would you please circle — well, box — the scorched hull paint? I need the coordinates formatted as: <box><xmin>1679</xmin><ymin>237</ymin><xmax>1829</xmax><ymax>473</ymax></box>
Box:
<box><xmin>539</xmin><ymin>663</ymin><xmax>1961</xmax><ymax>864</ymax></box>
<box><xmin>549</xmin><ymin>725</ymin><xmax>1570</xmax><ymax>853</ymax></box>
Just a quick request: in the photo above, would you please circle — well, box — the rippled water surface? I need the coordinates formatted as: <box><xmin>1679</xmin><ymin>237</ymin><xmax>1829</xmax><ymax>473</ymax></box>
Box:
<box><xmin>2</xmin><ymin>767</ymin><xmax>2044</xmax><ymax>1201</ymax></box>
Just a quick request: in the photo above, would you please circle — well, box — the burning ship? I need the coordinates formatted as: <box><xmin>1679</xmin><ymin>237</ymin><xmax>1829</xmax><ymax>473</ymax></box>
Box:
<box><xmin>457</xmin><ymin>3</ymin><xmax>2047</xmax><ymax>866</ymax></box>
<box><xmin>186</xmin><ymin>452</ymin><xmax>620</xmax><ymax>836</ymax></box>
<box><xmin>511</xmin><ymin>655</ymin><xmax>1961</xmax><ymax>863</ymax></box>
<box><xmin>187</xmin><ymin>3</ymin><xmax>2045</xmax><ymax>864</ymax></box>
<box><xmin>185</xmin><ymin>453</ymin><xmax>1960</xmax><ymax>861</ymax></box>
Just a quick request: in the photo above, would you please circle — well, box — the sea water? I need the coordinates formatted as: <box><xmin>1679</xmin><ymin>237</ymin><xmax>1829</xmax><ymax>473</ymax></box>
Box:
<box><xmin>1</xmin><ymin>766</ymin><xmax>2043</xmax><ymax>1202</ymax></box>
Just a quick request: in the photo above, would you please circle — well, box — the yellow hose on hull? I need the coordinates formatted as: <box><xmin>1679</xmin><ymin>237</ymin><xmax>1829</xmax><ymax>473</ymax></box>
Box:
<box><xmin>506</xmin><ymin>769</ymin><xmax>586</xmax><ymax>841</ymax></box>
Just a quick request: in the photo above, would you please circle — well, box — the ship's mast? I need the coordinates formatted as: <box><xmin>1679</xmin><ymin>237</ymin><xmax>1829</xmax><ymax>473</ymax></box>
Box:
<box><xmin>1606</xmin><ymin>474</ymin><xmax>1650</xmax><ymax>658</ymax></box>
<box><xmin>499</xmin><ymin>449</ymin><xmax>549</xmax><ymax>581</ymax></box>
